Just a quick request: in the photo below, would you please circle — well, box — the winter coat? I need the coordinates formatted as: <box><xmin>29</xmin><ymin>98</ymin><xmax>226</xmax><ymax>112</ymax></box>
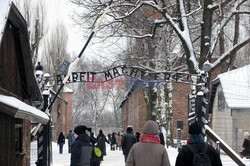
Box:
<box><xmin>241</xmin><ymin>138</ymin><xmax>250</xmax><ymax>155</ymax></box>
<box><xmin>71</xmin><ymin>133</ymin><xmax>93</xmax><ymax>166</ymax></box>
<box><xmin>111</xmin><ymin>133</ymin><xmax>117</xmax><ymax>145</ymax></box>
<box><xmin>121</xmin><ymin>131</ymin><xmax>137</xmax><ymax>155</ymax></box>
<box><xmin>58</xmin><ymin>133</ymin><xmax>65</xmax><ymax>145</ymax></box>
<box><xmin>243</xmin><ymin>138</ymin><xmax>250</xmax><ymax>151</ymax></box>
<box><xmin>116</xmin><ymin>135</ymin><xmax>122</xmax><ymax>147</ymax></box>
<box><xmin>67</xmin><ymin>132</ymin><xmax>73</xmax><ymax>145</ymax></box>
<box><xmin>96</xmin><ymin>133</ymin><xmax>109</xmax><ymax>156</ymax></box>
<box><xmin>175</xmin><ymin>143</ymin><xmax>222</xmax><ymax>166</ymax></box>
<box><xmin>126</xmin><ymin>142</ymin><xmax>170</xmax><ymax>166</ymax></box>
<box><xmin>158</xmin><ymin>132</ymin><xmax>165</xmax><ymax>145</ymax></box>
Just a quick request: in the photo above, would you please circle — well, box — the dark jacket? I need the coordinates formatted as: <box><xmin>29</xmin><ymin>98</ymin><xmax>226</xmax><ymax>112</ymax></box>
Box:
<box><xmin>58</xmin><ymin>133</ymin><xmax>65</xmax><ymax>145</ymax></box>
<box><xmin>97</xmin><ymin>133</ymin><xmax>109</xmax><ymax>156</ymax></box>
<box><xmin>121</xmin><ymin>131</ymin><xmax>137</xmax><ymax>155</ymax></box>
<box><xmin>90</xmin><ymin>133</ymin><xmax>97</xmax><ymax>146</ymax></box>
<box><xmin>67</xmin><ymin>132</ymin><xmax>73</xmax><ymax>145</ymax></box>
<box><xmin>111</xmin><ymin>133</ymin><xmax>117</xmax><ymax>145</ymax></box>
<box><xmin>71</xmin><ymin>133</ymin><xmax>93</xmax><ymax>166</ymax></box>
<box><xmin>241</xmin><ymin>138</ymin><xmax>250</xmax><ymax>155</ymax></box>
<box><xmin>158</xmin><ymin>132</ymin><xmax>165</xmax><ymax>145</ymax></box>
<box><xmin>175</xmin><ymin>143</ymin><xmax>222</xmax><ymax>166</ymax></box>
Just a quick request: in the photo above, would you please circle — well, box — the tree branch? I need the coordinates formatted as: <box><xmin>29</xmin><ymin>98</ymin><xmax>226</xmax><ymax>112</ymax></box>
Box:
<box><xmin>211</xmin><ymin>37</ymin><xmax>250</xmax><ymax>71</ymax></box>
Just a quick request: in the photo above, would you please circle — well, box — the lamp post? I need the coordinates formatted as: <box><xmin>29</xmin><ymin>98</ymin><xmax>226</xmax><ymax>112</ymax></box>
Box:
<box><xmin>34</xmin><ymin>62</ymin><xmax>51</xmax><ymax>166</ymax></box>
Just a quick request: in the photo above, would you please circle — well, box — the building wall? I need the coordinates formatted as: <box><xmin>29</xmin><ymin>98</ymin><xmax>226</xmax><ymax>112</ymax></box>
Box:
<box><xmin>121</xmin><ymin>83</ymin><xmax>191</xmax><ymax>139</ymax></box>
<box><xmin>120</xmin><ymin>69</ymin><xmax>222</xmax><ymax>142</ymax></box>
<box><xmin>51</xmin><ymin>92</ymin><xmax>73</xmax><ymax>142</ymax></box>
<box><xmin>22</xmin><ymin>119</ymin><xmax>31</xmax><ymax>166</ymax></box>
<box><xmin>122</xmin><ymin>89</ymin><xmax>147</xmax><ymax>133</ymax></box>
<box><xmin>0</xmin><ymin>21</ymin><xmax>34</xmax><ymax>165</ymax></box>
<box><xmin>212</xmin><ymin>85</ymin><xmax>233</xmax><ymax>149</ymax></box>
<box><xmin>172</xmin><ymin>83</ymin><xmax>190</xmax><ymax>140</ymax></box>
<box><xmin>232</xmin><ymin>109</ymin><xmax>250</xmax><ymax>153</ymax></box>
<box><xmin>61</xmin><ymin>92</ymin><xmax>73</xmax><ymax>134</ymax></box>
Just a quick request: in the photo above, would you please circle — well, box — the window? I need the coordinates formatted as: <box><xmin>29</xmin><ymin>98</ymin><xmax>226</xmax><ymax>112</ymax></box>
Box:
<box><xmin>218</xmin><ymin>91</ymin><xmax>225</xmax><ymax>111</ymax></box>
<box><xmin>15</xmin><ymin>123</ymin><xmax>22</xmax><ymax>153</ymax></box>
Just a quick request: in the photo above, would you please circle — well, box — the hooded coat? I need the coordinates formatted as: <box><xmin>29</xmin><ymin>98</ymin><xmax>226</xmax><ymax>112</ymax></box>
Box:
<box><xmin>71</xmin><ymin>133</ymin><xmax>93</xmax><ymax>166</ymax></box>
<box><xmin>126</xmin><ymin>121</ymin><xmax>170</xmax><ymax>166</ymax></box>
<box><xmin>121</xmin><ymin>127</ymin><xmax>137</xmax><ymax>156</ymax></box>
<box><xmin>96</xmin><ymin>132</ymin><xmax>109</xmax><ymax>156</ymax></box>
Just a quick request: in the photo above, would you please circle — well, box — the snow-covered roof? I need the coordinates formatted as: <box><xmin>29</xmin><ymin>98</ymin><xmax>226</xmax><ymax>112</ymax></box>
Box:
<box><xmin>0</xmin><ymin>95</ymin><xmax>49</xmax><ymax>124</ymax></box>
<box><xmin>0</xmin><ymin>0</ymin><xmax>11</xmax><ymax>46</ymax></box>
<box><xmin>217</xmin><ymin>65</ymin><xmax>250</xmax><ymax>109</ymax></box>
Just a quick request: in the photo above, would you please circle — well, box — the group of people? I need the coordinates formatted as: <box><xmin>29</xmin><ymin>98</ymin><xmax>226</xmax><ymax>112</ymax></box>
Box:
<box><xmin>124</xmin><ymin>121</ymin><xmax>222</xmax><ymax>166</ymax></box>
<box><xmin>57</xmin><ymin>130</ymin><xmax>75</xmax><ymax>154</ymax></box>
<box><xmin>57</xmin><ymin>120</ymin><xmax>224</xmax><ymax>166</ymax></box>
<box><xmin>108</xmin><ymin>132</ymin><xmax>122</xmax><ymax>151</ymax></box>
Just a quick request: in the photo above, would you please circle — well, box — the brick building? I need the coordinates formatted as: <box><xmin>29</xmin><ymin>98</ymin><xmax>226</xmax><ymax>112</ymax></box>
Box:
<box><xmin>51</xmin><ymin>86</ymin><xmax>73</xmax><ymax>141</ymax></box>
<box><xmin>0</xmin><ymin>1</ymin><xmax>49</xmax><ymax>165</ymax></box>
<box><xmin>120</xmin><ymin>89</ymin><xmax>147</xmax><ymax>133</ymax></box>
<box><xmin>119</xmin><ymin>67</ymin><xmax>221</xmax><ymax>142</ymax></box>
<box><xmin>120</xmin><ymin>82</ymin><xmax>191</xmax><ymax>140</ymax></box>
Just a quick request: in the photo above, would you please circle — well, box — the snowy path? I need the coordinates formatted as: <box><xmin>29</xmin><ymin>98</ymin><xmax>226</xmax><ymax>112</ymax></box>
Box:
<box><xmin>31</xmin><ymin>141</ymin><xmax>250</xmax><ymax>166</ymax></box>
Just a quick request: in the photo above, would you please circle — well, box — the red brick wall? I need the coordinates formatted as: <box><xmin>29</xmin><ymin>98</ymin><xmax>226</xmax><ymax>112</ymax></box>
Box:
<box><xmin>51</xmin><ymin>92</ymin><xmax>73</xmax><ymax>141</ymax></box>
<box><xmin>122</xmin><ymin>89</ymin><xmax>147</xmax><ymax>133</ymax></box>
<box><xmin>121</xmin><ymin>69</ymin><xmax>223</xmax><ymax>141</ymax></box>
<box><xmin>172</xmin><ymin>83</ymin><xmax>190</xmax><ymax>140</ymax></box>
<box><xmin>61</xmin><ymin>92</ymin><xmax>73</xmax><ymax>134</ymax></box>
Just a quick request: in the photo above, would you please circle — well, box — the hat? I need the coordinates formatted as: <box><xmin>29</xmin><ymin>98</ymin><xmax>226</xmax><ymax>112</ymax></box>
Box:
<box><xmin>243</xmin><ymin>132</ymin><xmax>249</xmax><ymax>138</ymax></box>
<box><xmin>127</xmin><ymin>126</ymin><xmax>133</xmax><ymax>133</ymax></box>
<box><xmin>74</xmin><ymin>125</ymin><xmax>90</xmax><ymax>135</ymax></box>
<box><xmin>143</xmin><ymin>120</ymin><xmax>159</xmax><ymax>135</ymax></box>
<box><xmin>189</xmin><ymin>122</ymin><xmax>202</xmax><ymax>135</ymax></box>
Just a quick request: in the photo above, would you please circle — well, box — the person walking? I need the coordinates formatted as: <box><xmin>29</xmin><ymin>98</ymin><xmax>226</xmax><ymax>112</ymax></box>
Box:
<box><xmin>57</xmin><ymin>132</ymin><xmax>65</xmax><ymax>154</ymax></box>
<box><xmin>135</xmin><ymin>132</ymin><xmax>141</xmax><ymax>142</ymax></box>
<box><xmin>96</xmin><ymin>129</ymin><xmax>109</xmax><ymax>161</ymax></box>
<box><xmin>111</xmin><ymin>132</ymin><xmax>117</xmax><ymax>151</ymax></box>
<box><xmin>89</xmin><ymin>132</ymin><xmax>101</xmax><ymax>166</ymax></box>
<box><xmin>107</xmin><ymin>133</ymin><xmax>112</xmax><ymax>150</ymax></box>
<box><xmin>175</xmin><ymin>122</ymin><xmax>222</xmax><ymax>166</ymax></box>
<box><xmin>240</xmin><ymin>131</ymin><xmax>250</xmax><ymax>156</ymax></box>
<box><xmin>121</xmin><ymin>126</ymin><xmax>137</xmax><ymax>162</ymax></box>
<box><xmin>126</xmin><ymin>120</ymin><xmax>170</xmax><ymax>166</ymax></box>
<box><xmin>67</xmin><ymin>130</ymin><xmax>73</xmax><ymax>153</ymax></box>
<box><xmin>71</xmin><ymin>125</ymin><xmax>93</xmax><ymax>166</ymax></box>
<box><xmin>158</xmin><ymin>129</ymin><xmax>165</xmax><ymax>146</ymax></box>
<box><xmin>116</xmin><ymin>132</ymin><xmax>122</xmax><ymax>151</ymax></box>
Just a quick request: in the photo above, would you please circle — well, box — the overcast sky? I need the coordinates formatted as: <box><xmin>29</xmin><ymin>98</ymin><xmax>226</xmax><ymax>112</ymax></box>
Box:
<box><xmin>45</xmin><ymin>0</ymin><xmax>83</xmax><ymax>54</ymax></box>
<box><xmin>44</xmin><ymin>0</ymin><xmax>126</xmax><ymax>63</ymax></box>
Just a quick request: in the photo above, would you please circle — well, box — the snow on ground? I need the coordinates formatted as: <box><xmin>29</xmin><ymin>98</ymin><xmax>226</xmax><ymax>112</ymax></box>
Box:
<box><xmin>31</xmin><ymin>140</ymin><xmax>250</xmax><ymax>166</ymax></box>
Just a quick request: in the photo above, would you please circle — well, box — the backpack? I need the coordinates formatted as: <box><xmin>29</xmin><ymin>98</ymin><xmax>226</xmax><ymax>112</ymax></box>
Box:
<box><xmin>186</xmin><ymin>143</ymin><xmax>212</xmax><ymax>166</ymax></box>
<box><xmin>93</xmin><ymin>146</ymin><xmax>102</xmax><ymax>157</ymax></box>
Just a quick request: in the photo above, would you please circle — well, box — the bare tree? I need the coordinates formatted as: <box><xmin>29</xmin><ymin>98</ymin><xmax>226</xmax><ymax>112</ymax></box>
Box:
<box><xmin>15</xmin><ymin>0</ymin><xmax>47</xmax><ymax>66</ymax></box>
<box><xmin>72</xmin><ymin>59</ymin><xmax>113</xmax><ymax>134</ymax></box>
<box><xmin>42</xmin><ymin>21</ymin><xmax>70</xmax><ymax>77</ymax></box>
<box><xmin>70</xmin><ymin>0</ymin><xmax>250</xmax><ymax>147</ymax></box>
<box><xmin>70</xmin><ymin>0</ymin><xmax>250</xmax><ymax>74</ymax></box>
<box><xmin>108</xmin><ymin>89</ymin><xmax>124</xmax><ymax>128</ymax></box>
